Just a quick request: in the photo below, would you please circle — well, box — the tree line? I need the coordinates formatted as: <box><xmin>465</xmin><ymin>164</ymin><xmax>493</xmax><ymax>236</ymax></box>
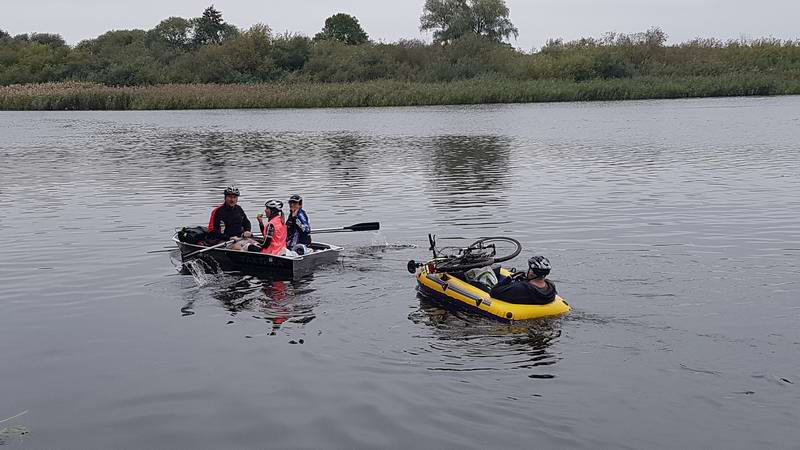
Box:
<box><xmin>2</xmin><ymin>1</ymin><xmax>799</xmax><ymax>86</ymax></box>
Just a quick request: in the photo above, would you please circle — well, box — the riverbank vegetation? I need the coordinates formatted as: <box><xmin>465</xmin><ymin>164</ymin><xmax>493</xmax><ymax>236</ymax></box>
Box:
<box><xmin>4</xmin><ymin>75</ymin><xmax>795</xmax><ymax>110</ymax></box>
<box><xmin>1</xmin><ymin>1</ymin><xmax>799</xmax><ymax>109</ymax></box>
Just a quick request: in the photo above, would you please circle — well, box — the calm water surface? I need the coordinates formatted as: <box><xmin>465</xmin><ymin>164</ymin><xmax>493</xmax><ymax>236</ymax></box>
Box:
<box><xmin>1</xmin><ymin>97</ymin><xmax>799</xmax><ymax>449</ymax></box>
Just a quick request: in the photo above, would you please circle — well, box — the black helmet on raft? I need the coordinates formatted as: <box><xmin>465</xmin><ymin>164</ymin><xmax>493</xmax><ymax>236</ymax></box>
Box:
<box><xmin>288</xmin><ymin>194</ymin><xmax>303</xmax><ymax>204</ymax></box>
<box><xmin>528</xmin><ymin>256</ymin><xmax>552</xmax><ymax>278</ymax></box>
<box><xmin>265</xmin><ymin>199</ymin><xmax>283</xmax><ymax>211</ymax></box>
<box><xmin>223</xmin><ymin>185</ymin><xmax>240</xmax><ymax>197</ymax></box>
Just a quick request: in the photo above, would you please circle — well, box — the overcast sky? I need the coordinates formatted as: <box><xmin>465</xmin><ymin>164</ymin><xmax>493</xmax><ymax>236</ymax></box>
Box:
<box><xmin>4</xmin><ymin>0</ymin><xmax>799</xmax><ymax>50</ymax></box>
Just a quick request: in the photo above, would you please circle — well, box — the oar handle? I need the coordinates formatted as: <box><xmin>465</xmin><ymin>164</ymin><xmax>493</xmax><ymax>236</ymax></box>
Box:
<box><xmin>314</xmin><ymin>222</ymin><xmax>380</xmax><ymax>234</ymax></box>
<box><xmin>183</xmin><ymin>238</ymin><xmax>234</xmax><ymax>259</ymax></box>
<box><xmin>313</xmin><ymin>227</ymin><xmax>347</xmax><ymax>233</ymax></box>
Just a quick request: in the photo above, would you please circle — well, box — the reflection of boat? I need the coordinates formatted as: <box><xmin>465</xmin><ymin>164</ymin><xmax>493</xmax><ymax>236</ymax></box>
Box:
<box><xmin>172</xmin><ymin>232</ymin><xmax>341</xmax><ymax>280</ymax></box>
<box><xmin>409</xmin><ymin>292</ymin><xmax>565</xmax><ymax>377</ymax></box>
<box><xmin>409</xmin><ymin>235</ymin><xmax>570</xmax><ymax>322</ymax></box>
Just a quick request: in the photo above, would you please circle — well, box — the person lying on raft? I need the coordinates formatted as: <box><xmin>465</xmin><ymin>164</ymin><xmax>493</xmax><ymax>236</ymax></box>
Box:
<box><xmin>207</xmin><ymin>185</ymin><xmax>252</xmax><ymax>246</ymax></box>
<box><xmin>489</xmin><ymin>256</ymin><xmax>557</xmax><ymax>305</ymax></box>
<box><xmin>286</xmin><ymin>194</ymin><xmax>312</xmax><ymax>254</ymax></box>
<box><xmin>239</xmin><ymin>199</ymin><xmax>288</xmax><ymax>255</ymax></box>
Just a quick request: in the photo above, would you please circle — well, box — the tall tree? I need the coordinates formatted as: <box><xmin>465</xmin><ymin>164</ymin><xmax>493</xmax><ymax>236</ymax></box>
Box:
<box><xmin>420</xmin><ymin>0</ymin><xmax>518</xmax><ymax>44</ymax></box>
<box><xmin>272</xmin><ymin>33</ymin><xmax>312</xmax><ymax>71</ymax></box>
<box><xmin>30</xmin><ymin>33</ymin><xmax>67</xmax><ymax>47</ymax></box>
<box><xmin>314</xmin><ymin>13</ymin><xmax>369</xmax><ymax>45</ymax></box>
<box><xmin>223</xmin><ymin>24</ymin><xmax>275</xmax><ymax>79</ymax></box>
<box><xmin>192</xmin><ymin>5</ymin><xmax>236</xmax><ymax>46</ymax></box>
<box><xmin>149</xmin><ymin>17</ymin><xmax>193</xmax><ymax>50</ymax></box>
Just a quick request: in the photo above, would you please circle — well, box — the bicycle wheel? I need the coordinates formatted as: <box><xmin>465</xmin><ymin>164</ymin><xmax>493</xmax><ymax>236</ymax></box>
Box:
<box><xmin>466</xmin><ymin>237</ymin><xmax>521</xmax><ymax>264</ymax></box>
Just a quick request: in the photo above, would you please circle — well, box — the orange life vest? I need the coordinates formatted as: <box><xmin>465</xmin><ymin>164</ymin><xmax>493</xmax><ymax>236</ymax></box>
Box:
<box><xmin>261</xmin><ymin>214</ymin><xmax>287</xmax><ymax>255</ymax></box>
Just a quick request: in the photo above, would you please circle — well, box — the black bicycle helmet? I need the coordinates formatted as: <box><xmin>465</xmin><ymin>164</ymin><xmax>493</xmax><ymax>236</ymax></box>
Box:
<box><xmin>528</xmin><ymin>256</ymin><xmax>552</xmax><ymax>278</ymax></box>
<box><xmin>288</xmin><ymin>194</ymin><xmax>303</xmax><ymax>204</ymax></box>
<box><xmin>223</xmin><ymin>185</ymin><xmax>240</xmax><ymax>197</ymax></box>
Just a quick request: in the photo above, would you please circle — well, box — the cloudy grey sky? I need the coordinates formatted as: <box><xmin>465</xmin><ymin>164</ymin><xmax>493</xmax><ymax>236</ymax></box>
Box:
<box><xmin>4</xmin><ymin>0</ymin><xmax>798</xmax><ymax>50</ymax></box>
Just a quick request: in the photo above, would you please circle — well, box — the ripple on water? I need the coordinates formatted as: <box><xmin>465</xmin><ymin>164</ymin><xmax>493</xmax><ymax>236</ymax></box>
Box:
<box><xmin>2</xmin><ymin>98</ymin><xmax>800</xmax><ymax>448</ymax></box>
<box><xmin>406</xmin><ymin>298</ymin><xmax>565</xmax><ymax>378</ymax></box>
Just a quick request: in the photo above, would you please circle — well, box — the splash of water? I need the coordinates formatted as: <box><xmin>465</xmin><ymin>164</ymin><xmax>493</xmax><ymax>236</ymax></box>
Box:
<box><xmin>183</xmin><ymin>258</ymin><xmax>221</xmax><ymax>286</ymax></box>
<box><xmin>0</xmin><ymin>410</ymin><xmax>30</xmax><ymax>445</ymax></box>
<box><xmin>370</xmin><ymin>232</ymin><xmax>389</xmax><ymax>248</ymax></box>
<box><xmin>350</xmin><ymin>232</ymin><xmax>418</xmax><ymax>255</ymax></box>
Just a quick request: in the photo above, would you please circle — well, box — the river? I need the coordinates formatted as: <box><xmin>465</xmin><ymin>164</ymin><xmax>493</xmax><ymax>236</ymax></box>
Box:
<box><xmin>1</xmin><ymin>96</ymin><xmax>799</xmax><ymax>449</ymax></box>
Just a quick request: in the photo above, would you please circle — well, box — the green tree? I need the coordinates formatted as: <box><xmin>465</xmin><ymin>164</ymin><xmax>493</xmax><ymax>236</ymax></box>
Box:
<box><xmin>75</xmin><ymin>30</ymin><xmax>159</xmax><ymax>85</ymax></box>
<box><xmin>0</xmin><ymin>29</ymin><xmax>10</xmax><ymax>40</ymax></box>
<box><xmin>314</xmin><ymin>13</ymin><xmax>369</xmax><ymax>45</ymax></box>
<box><xmin>420</xmin><ymin>0</ymin><xmax>518</xmax><ymax>44</ymax></box>
<box><xmin>470</xmin><ymin>0</ymin><xmax>518</xmax><ymax>42</ymax></box>
<box><xmin>0</xmin><ymin>33</ymin><xmax>72</xmax><ymax>84</ymax></box>
<box><xmin>272</xmin><ymin>33</ymin><xmax>312</xmax><ymax>71</ymax></box>
<box><xmin>29</xmin><ymin>33</ymin><xmax>66</xmax><ymax>48</ymax></box>
<box><xmin>304</xmin><ymin>40</ymin><xmax>394</xmax><ymax>82</ymax></box>
<box><xmin>192</xmin><ymin>5</ymin><xmax>236</xmax><ymax>46</ymax></box>
<box><xmin>148</xmin><ymin>17</ymin><xmax>193</xmax><ymax>50</ymax></box>
<box><xmin>222</xmin><ymin>24</ymin><xmax>276</xmax><ymax>81</ymax></box>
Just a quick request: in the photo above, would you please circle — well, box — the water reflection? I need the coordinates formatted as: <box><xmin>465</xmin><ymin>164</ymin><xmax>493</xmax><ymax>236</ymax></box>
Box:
<box><xmin>420</xmin><ymin>135</ymin><xmax>514</xmax><ymax>228</ymax></box>
<box><xmin>101</xmin><ymin>127</ymin><xmax>394</xmax><ymax>213</ymax></box>
<box><xmin>4</xmin><ymin>99</ymin><xmax>800</xmax><ymax>448</ymax></box>
<box><xmin>177</xmin><ymin>264</ymin><xmax>318</xmax><ymax>335</ymax></box>
<box><xmin>323</xmin><ymin>133</ymin><xmax>373</xmax><ymax>206</ymax></box>
<box><xmin>407</xmin><ymin>294</ymin><xmax>563</xmax><ymax>378</ymax></box>
<box><xmin>257</xmin><ymin>280</ymin><xmax>317</xmax><ymax>335</ymax></box>
<box><xmin>325</xmin><ymin>132</ymin><xmax>370</xmax><ymax>161</ymax></box>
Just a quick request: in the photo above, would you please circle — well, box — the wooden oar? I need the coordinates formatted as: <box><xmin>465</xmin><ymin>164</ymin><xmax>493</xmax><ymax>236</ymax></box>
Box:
<box><xmin>313</xmin><ymin>222</ymin><xmax>380</xmax><ymax>234</ymax></box>
<box><xmin>183</xmin><ymin>239</ymin><xmax>235</xmax><ymax>259</ymax></box>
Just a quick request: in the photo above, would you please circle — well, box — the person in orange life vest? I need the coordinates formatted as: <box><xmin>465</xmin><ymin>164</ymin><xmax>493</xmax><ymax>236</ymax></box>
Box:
<box><xmin>207</xmin><ymin>185</ymin><xmax>252</xmax><ymax>246</ymax></box>
<box><xmin>244</xmin><ymin>199</ymin><xmax>288</xmax><ymax>255</ymax></box>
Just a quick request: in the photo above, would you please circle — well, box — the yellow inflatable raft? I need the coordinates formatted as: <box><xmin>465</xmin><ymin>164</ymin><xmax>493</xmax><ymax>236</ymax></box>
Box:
<box><xmin>415</xmin><ymin>267</ymin><xmax>570</xmax><ymax>321</ymax></box>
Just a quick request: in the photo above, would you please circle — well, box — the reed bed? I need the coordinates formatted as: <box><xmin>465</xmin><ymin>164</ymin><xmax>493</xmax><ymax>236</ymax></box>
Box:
<box><xmin>2</xmin><ymin>75</ymin><xmax>799</xmax><ymax>110</ymax></box>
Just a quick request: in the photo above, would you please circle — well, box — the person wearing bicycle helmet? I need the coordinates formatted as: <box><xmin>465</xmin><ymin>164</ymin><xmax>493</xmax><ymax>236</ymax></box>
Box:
<box><xmin>207</xmin><ymin>185</ymin><xmax>252</xmax><ymax>244</ymax></box>
<box><xmin>489</xmin><ymin>256</ymin><xmax>557</xmax><ymax>305</ymax></box>
<box><xmin>286</xmin><ymin>194</ymin><xmax>312</xmax><ymax>254</ymax></box>
<box><xmin>249</xmin><ymin>199</ymin><xmax>288</xmax><ymax>255</ymax></box>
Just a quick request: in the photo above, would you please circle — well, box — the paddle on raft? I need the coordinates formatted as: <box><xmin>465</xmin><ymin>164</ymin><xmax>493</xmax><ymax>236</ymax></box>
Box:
<box><xmin>313</xmin><ymin>222</ymin><xmax>380</xmax><ymax>234</ymax></box>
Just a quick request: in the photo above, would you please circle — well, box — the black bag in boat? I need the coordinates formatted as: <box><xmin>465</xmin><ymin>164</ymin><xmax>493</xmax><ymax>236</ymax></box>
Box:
<box><xmin>177</xmin><ymin>226</ymin><xmax>208</xmax><ymax>244</ymax></box>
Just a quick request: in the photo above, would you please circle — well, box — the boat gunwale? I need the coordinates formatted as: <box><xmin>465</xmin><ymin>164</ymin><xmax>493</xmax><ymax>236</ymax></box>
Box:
<box><xmin>171</xmin><ymin>232</ymin><xmax>343</xmax><ymax>262</ymax></box>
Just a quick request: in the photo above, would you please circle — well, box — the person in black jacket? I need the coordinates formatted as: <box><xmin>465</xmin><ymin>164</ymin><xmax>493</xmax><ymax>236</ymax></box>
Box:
<box><xmin>206</xmin><ymin>186</ymin><xmax>252</xmax><ymax>245</ymax></box>
<box><xmin>489</xmin><ymin>256</ymin><xmax>557</xmax><ymax>305</ymax></box>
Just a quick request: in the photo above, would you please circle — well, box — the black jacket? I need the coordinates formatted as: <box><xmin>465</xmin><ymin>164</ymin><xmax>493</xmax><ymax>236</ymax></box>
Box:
<box><xmin>490</xmin><ymin>278</ymin><xmax>557</xmax><ymax>305</ymax></box>
<box><xmin>207</xmin><ymin>203</ymin><xmax>251</xmax><ymax>240</ymax></box>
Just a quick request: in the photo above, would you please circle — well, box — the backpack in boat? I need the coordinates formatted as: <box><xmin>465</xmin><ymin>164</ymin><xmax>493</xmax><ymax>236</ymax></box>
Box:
<box><xmin>177</xmin><ymin>226</ymin><xmax>208</xmax><ymax>244</ymax></box>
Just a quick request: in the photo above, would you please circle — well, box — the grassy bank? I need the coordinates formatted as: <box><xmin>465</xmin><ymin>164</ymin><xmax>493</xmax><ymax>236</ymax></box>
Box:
<box><xmin>2</xmin><ymin>75</ymin><xmax>799</xmax><ymax>110</ymax></box>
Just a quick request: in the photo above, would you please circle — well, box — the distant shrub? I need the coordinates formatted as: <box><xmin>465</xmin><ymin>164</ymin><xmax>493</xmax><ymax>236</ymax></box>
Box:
<box><xmin>2</xmin><ymin>20</ymin><xmax>800</xmax><ymax>89</ymax></box>
<box><xmin>272</xmin><ymin>33</ymin><xmax>312</xmax><ymax>72</ymax></box>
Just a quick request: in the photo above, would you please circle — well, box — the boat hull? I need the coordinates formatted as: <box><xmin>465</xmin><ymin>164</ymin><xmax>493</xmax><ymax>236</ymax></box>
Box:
<box><xmin>173</xmin><ymin>234</ymin><xmax>341</xmax><ymax>279</ymax></box>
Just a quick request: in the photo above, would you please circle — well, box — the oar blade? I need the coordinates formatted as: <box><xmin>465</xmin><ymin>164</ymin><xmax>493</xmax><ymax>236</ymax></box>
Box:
<box><xmin>344</xmin><ymin>222</ymin><xmax>380</xmax><ymax>232</ymax></box>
